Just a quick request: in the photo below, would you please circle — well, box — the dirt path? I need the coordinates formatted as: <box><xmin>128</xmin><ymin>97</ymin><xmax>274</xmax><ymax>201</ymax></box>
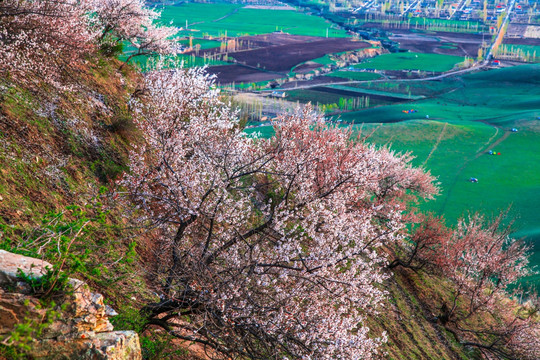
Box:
<box><xmin>477</xmin><ymin>126</ymin><xmax>499</xmax><ymax>154</ymax></box>
<box><xmin>187</xmin><ymin>7</ymin><xmax>240</xmax><ymax>27</ymax></box>
<box><xmin>423</xmin><ymin>122</ymin><xmax>448</xmax><ymax>166</ymax></box>
<box><xmin>259</xmin><ymin>62</ymin><xmax>486</xmax><ymax>93</ymax></box>
<box><xmin>252</xmin><ymin>0</ymin><xmax>510</xmax><ymax>92</ymax></box>
<box><xmin>213</xmin><ymin>7</ymin><xmax>239</xmax><ymax>22</ymax></box>
<box><xmin>477</xmin><ymin>130</ymin><xmax>510</xmax><ymax>159</ymax></box>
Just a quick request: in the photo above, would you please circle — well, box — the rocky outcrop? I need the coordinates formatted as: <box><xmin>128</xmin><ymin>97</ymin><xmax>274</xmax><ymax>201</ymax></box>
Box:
<box><xmin>27</xmin><ymin>331</ymin><xmax>141</xmax><ymax>360</ymax></box>
<box><xmin>332</xmin><ymin>42</ymin><xmax>387</xmax><ymax>66</ymax></box>
<box><xmin>0</xmin><ymin>250</ymin><xmax>141</xmax><ymax>359</ymax></box>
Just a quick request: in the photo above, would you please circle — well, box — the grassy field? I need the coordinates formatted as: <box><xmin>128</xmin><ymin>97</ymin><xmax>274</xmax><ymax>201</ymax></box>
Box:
<box><xmin>125</xmin><ymin>3</ymin><xmax>352</xmax><ymax>71</ymax></box>
<box><xmin>179</xmin><ymin>38</ymin><xmax>222</xmax><ymax>50</ymax></box>
<box><xmin>328</xmin><ymin>84</ymin><xmax>426</xmax><ymax>99</ymax></box>
<box><xmin>326</xmin><ymin>70</ymin><xmax>382</xmax><ymax>80</ymax></box>
<box><xmin>160</xmin><ymin>2</ymin><xmax>242</xmax><ymax>28</ymax></box>
<box><xmin>358</xmin><ymin>119</ymin><xmax>540</xmax><ymax>285</ymax></box>
<box><xmin>348</xmin><ymin>79</ymin><xmax>462</xmax><ymax>96</ymax></box>
<box><xmin>248</xmin><ymin>65</ymin><xmax>540</xmax><ymax>286</ymax></box>
<box><xmin>119</xmin><ymin>51</ymin><xmax>230</xmax><ymax>71</ymax></box>
<box><xmin>161</xmin><ymin>3</ymin><xmax>348</xmax><ymax>38</ymax></box>
<box><xmin>311</xmin><ymin>54</ymin><xmax>335</xmax><ymax>64</ymax></box>
<box><xmin>342</xmin><ymin>65</ymin><xmax>540</xmax><ymax>285</ymax></box>
<box><xmin>353</xmin><ymin>52</ymin><xmax>466</xmax><ymax>72</ymax></box>
<box><xmin>123</xmin><ymin>3</ymin><xmax>359</xmax><ymax>71</ymax></box>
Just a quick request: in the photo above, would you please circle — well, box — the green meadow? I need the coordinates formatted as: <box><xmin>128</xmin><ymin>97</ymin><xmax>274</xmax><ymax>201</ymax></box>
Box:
<box><xmin>119</xmin><ymin>51</ymin><xmax>230</xmax><ymax>71</ymax></box>
<box><xmin>311</xmin><ymin>54</ymin><xmax>336</xmax><ymax>65</ymax></box>
<box><xmin>344</xmin><ymin>65</ymin><xmax>540</xmax><ymax>284</ymax></box>
<box><xmin>122</xmin><ymin>2</ymin><xmax>352</xmax><ymax>70</ymax></box>
<box><xmin>178</xmin><ymin>38</ymin><xmax>222</xmax><ymax>50</ymax></box>
<box><xmin>161</xmin><ymin>3</ymin><xmax>347</xmax><ymax>38</ymax></box>
<box><xmin>353</xmin><ymin>52</ymin><xmax>466</xmax><ymax>72</ymax></box>
<box><xmin>249</xmin><ymin>65</ymin><xmax>540</xmax><ymax>284</ymax></box>
<box><xmin>159</xmin><ymin>2</ymin><xmax>242</xmax><ymax>27</ymax></box>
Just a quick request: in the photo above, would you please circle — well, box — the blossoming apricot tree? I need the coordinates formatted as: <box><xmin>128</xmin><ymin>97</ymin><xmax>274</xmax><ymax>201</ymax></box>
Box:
<box><xmin>0</xmin><ymin>0</ymin><xmax>178</xmax><ymax>84</ymax></box>
<box><xmin>92</xmin><ymin>0</ymin><xmax>179</xmax><ymax>63</ymax></box>
<box><xmin>121</xmin><ymin>65</ymin><xmax>436</xmax><ymax>359</ymax></box>
<box><xmin>390</xmin><ymin>211</ymin><xmax>540</xmax><ymax>359</ymax></box>
<box><xmin>0</xmin><ymin>0</ymin><xmax>97</xmax><ymax>84</ymax></box>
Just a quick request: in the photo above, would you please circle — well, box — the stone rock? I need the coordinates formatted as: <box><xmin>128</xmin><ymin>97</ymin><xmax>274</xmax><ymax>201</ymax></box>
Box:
<box><xmin>0</xmin><ymin>250</ymin><xmax>142</xmax><ymax>359</ymax></box>
<box><xmin>105</xmin><ymin>305</ymin><xmax>118</xmax><ymax>317</ymax></box>
<box><xmin>0</xmin><ymin>289</ymin><xmax>47</xmax><ymax>335</ymax></box>
<box><xmin>94</xmin><ymin>331</ymin><xmax>142</xmax><ymax>360</ymax></box>
<box><xmin>0</xmin><ymin>249</ymin><xmax>53</xmax><ymax>284</ymax></box>
<box><xmin>66</xmin><ymin>278</ymin><xmax>114</xmax><ymax>334</ymax></box>
<box><xmin>31</xmin><ymin>331</ymin><xmax>141</xmax><ymax>360</ymax></box>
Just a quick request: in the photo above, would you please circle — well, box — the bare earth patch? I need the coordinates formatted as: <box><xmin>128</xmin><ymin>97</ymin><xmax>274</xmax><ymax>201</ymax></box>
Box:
<box><xmin>198</xmin><ymin>34</ymin><xmax>371</xmax><ymax>83</ymax></box>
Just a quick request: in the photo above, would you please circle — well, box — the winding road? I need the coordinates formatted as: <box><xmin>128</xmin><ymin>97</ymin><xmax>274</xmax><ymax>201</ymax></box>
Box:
<box><xmin>256</xmin><ymin>0</ymin><xmax>515</xmax><ymax>93</ymax></box>
<box><xmin>485</xmin><ymin>0</ymin><xmax>517</xmax><ymax>60</ymax></box>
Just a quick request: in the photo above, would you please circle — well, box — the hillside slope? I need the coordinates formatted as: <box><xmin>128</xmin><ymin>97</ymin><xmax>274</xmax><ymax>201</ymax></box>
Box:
<box><xmin>0</xmin><ymin>57</ymin><xmax>163</xmax><ymax>357</ymax></box>
<box><xmin>1</xmin><ymin>55</ymin><xmax>537</xmax><ymax>359</ymax></box>
<box><xmin>375</xmin><ymin>268</ymin><xmax>477</xmax><ymax>360</ymax></box>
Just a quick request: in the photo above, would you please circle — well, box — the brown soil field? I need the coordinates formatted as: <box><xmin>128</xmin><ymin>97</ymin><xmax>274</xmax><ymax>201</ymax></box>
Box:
<box><xmin>198</xmin><ymin>34</ymin><xmax>370</xmax><ymax>72</ymax></box>
<box><xmin>228</xmin><ymin>37</ymin><xmax>370</xmax><ymax>72</ymax></box>
<box><xmin>503</xmin><ymin>37</ymin><xmax>540</xmax><ymax>46</ymax></box>
<box><xmin>507</xmin><ymin>24</ymin><xmax>529</xmax><ymax>38</ymax></box>
<box><xmin>234</xmin><ymin>33</ymin><xmax>319</xmax><ymax>47</ymax></box>
<box><xmin>206</xmin><ymin>65</ymin><xmax>280</xmax><ymax>84</ymax></box>
<box><xmin>388</xmin><ymin>30</ymin><xmax>484</xmax><ymax>57</ymax></box>
<box><xmin>188</xmin><ymin>34</ymin><xmax>317</xmax><ymax>57</ymax></box>
<box><xmin>202</xmin><ymin>33</ymin><xmax>371</xmax><ymax>84</ymax></box>
<box><xmin>293</xmin><ymin>62</ymin><xmax>323</xmax><ymax>73</ymax></box>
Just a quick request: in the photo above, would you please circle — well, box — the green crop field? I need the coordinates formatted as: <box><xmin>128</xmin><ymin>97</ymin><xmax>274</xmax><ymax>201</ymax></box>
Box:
<box><xmin>357</xmin><ymin>18</ymin><xmax>486</xmax><ymax>33</ymax></box>
<box><xmin>179</xmin><ymin>38</ymin><xmax>222</xmax><ymax>50</ymax></box>
<box><xmin>438</xmin><ymin>42</ymin><xmax>458</xmax><ymax>50</ymax></box>
<box><xmin>341</xmin><ymin>65</ymin><xmax>540</xmax><ymax>285</ymax></box>
<box><xmin>285</xmin><ymin>89</ymin><xmax>372</xmax><ymax>104</ymax></box>
<box><xmin>159</xmin><ymin>3</ymin><xmax>242</xmax><ymax>28</ymax></box>
<box><xmin>326</xmin><ymin>71</ymin><xmax>382</xmax><ymax>81</ymax></box>
<box><xmin>357</xmin><ymin>119</ymin><xmax>540</xmax><ymax>286</ymax></box>
<box><xmin>248</xmin><ymin>65</ymin><xmax>540</xmax><ymax>286</ymax></box>
<box><xmin>353</xmin><ymin>52</ymin><xmax>466</xmax><ymax>72</ymax></box>
<box><xmin>161</xmin><ymin>3</ymin><xmax>348</xmax><ymax>38</ymax></box>
<box><xmin>328</xmin><ymin>84</ymin><xmax>426</xmax><ymax>100</ymax></box>
<box><xmin>348</xmin><ymin>79</ymin><xmax>461</xmax><ymax>97</ymax></box>
<box><xmin>119</xmin><ymin>50</ymin><xmax>230</xmax><ymax>71</ymax></box>
<box><xmin>497</xmin><ymin>44</ymin><xmax>540</xmax><ymax>63</ymax></box>
<box><xmin>408</xmin><ymin>17</ymin><xmax>483</xmax><ymax>31</ymax></box>
<box><xmin>311</xmin><ymin>54</ymin><xmax>335</xmax><ymax>65</ymax></box>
